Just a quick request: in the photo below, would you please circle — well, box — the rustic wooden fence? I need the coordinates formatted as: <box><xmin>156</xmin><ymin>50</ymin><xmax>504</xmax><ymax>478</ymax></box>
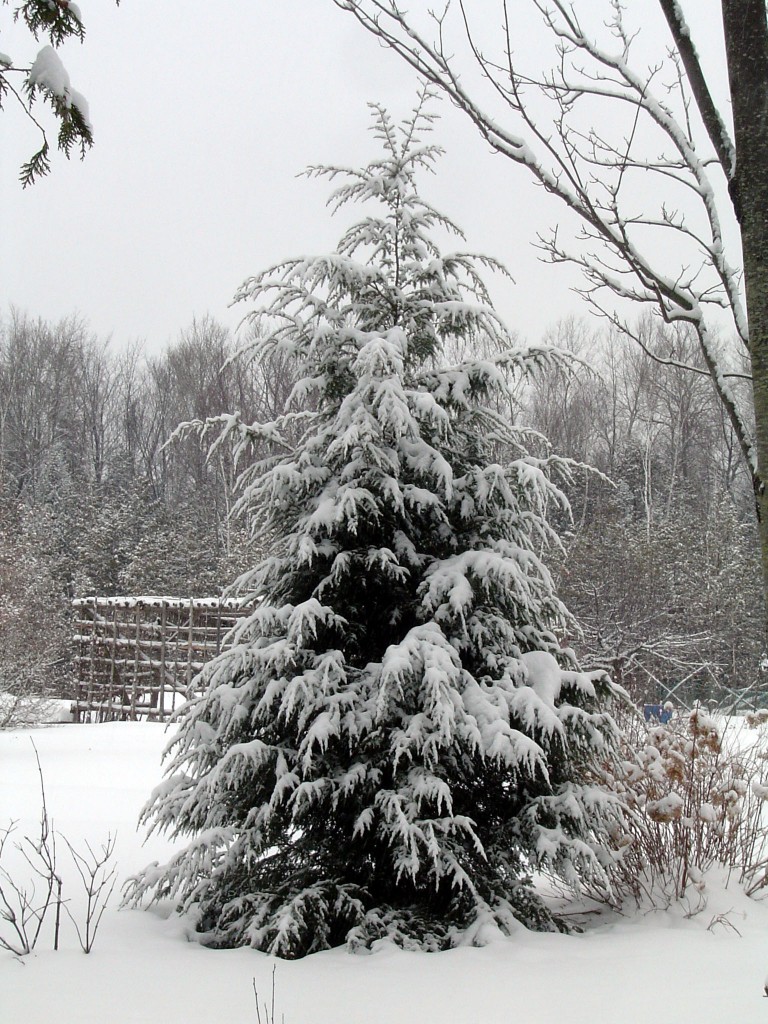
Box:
<box><xmin>72</xmin><ymin>596</ymin><xmax>252</xmax><ymax>723</ymax></box>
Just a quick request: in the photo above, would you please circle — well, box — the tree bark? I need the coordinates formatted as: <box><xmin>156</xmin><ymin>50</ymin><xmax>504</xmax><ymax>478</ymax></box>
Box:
<box><xmin>721</xmin><ymin>0</ymin><xmax>768</xmax><ymax>629</ymax></box>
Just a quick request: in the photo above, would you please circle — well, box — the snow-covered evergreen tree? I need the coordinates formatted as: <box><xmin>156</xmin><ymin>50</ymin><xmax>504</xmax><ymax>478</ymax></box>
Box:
<box><xmin>126</xmin><ymin>94</ymin><xmax>621</xmax><ymax>957</ymax></box>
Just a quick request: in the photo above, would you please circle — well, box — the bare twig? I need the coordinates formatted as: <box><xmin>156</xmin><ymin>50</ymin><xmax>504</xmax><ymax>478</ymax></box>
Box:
<box><xmin>253</xmin><ymin>966</ymin><xmax>284</xmax><ymax>1024</ymax></box>
<box><xmin>60</xmin><ymin>833</ymin><xmax>118</xmax><ymax>954</ymax></box>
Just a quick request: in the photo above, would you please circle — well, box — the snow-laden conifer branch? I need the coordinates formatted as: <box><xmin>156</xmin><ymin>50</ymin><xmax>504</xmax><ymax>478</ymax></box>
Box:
<box><xmin>1</xmin><ymin>1</ymin><xmax>120</xmax><ymax>185</ymax></box>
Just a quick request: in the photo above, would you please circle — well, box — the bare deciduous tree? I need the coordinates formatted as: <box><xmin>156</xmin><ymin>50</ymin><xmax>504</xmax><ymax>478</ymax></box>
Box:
<box><xmin>334</xmin><ymin>0</ymin><xmax>768</xmax><ymax>627</ymax></box>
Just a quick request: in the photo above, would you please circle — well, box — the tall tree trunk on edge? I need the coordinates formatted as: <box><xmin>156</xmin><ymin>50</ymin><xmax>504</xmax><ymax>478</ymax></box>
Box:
<box><xmin>722</xmin><ymin>0</ymin><xmax>768</xmax><ymax>630</ymax></box>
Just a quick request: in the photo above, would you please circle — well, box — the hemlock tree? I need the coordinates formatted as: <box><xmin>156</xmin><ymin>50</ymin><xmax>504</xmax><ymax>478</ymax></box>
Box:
<box><xmin>125</xmin><ymin>97</ymin><xmax>621</xmax><ymax>957</ymax></box>
<box><xmin>334</xmin><ymin>0</ymin><xmax>768</xmax><ymax>632</ymax></box>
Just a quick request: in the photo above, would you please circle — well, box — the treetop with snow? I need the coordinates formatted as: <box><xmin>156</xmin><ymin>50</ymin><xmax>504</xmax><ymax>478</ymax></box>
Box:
<box><xmin>124</xmin><ymin>92</ymin><xmax>623</xmax><ymax>958</ymax></box>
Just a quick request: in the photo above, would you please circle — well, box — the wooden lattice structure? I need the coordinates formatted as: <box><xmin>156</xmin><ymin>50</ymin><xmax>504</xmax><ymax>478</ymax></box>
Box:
<box><xmin>72</xmin><ymin>596</ymin><xmax>252</xmax><ymax>723</ymax></box>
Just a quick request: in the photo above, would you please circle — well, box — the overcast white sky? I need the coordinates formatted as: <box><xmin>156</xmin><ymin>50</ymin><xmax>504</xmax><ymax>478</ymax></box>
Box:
<box><xmin>1</xmin><ymin>1</ymin><xmax>730</xmax><ymax>355</ymax></box>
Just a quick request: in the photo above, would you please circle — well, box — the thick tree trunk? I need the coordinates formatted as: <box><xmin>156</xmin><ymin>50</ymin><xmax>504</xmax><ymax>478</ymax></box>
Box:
<box><xmin>722</xmin><ymin>0</ymin><xmax>768</xmax><ymax>631</ymax></box>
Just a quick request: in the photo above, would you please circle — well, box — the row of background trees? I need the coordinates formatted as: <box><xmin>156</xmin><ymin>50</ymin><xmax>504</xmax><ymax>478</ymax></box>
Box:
<box><xmin>1</xmin><ymin>3</ymin><xmax>764</xmax><ymax>715</ymax></box>
<box><xmin>0</xmin><ymin>304</ymin><xmax>760</xmax><ymax>713</ymax></box>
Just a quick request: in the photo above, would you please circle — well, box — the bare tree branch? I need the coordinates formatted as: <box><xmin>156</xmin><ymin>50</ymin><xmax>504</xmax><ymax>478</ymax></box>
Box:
<box><xmin>657</xmin><ymin>0</ymin><xmax>736</xmax><ymax>181</ymax></box>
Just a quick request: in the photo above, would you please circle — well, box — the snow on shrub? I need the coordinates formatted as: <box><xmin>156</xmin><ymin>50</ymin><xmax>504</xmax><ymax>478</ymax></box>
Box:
<box><xmin>124</xmin><ymin>92</ymin><xmax>622</xmax><ymax>957</ymax></box>
<box><xmin>596</xmin><ymin>704</ymin><xmax>768</xmax><ymax>907</ymax></box>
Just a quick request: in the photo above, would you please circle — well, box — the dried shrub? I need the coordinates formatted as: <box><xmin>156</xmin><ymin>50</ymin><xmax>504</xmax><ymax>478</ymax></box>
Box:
<box><xmin>597</xmin><ymin>703</ymin><xmax>768</xmax><ymax>907</ymax></box>
<box><xmin>0</xmin><ymin>743</ymin><xmax>116</xmax><ymax>955</ymax></box>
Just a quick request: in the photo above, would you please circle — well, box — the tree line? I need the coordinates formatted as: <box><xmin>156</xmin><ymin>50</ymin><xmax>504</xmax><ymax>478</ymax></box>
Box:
<box><xmin>0</xmin><ymin>303</ymin><xmax>760</xmax><ymax>710</ymax></box>
<box><xmin>526</xmin><ymin>317</ymin><xmax>760</xmax><ymax>706</ymax></box>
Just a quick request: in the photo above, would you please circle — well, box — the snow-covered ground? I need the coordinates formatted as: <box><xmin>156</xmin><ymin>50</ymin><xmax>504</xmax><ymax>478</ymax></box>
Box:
<box><xmin>1</xmin><ymin>721</ymin><xmax>767</xmax><ymax>1024</ymax></box>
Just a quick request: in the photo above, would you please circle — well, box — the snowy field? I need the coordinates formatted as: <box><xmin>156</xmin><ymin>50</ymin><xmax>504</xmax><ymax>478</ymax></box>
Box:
<box><xmin>1</xmin><ymin>721</ymin><xmax>767</xmax><ymax>1024</ymax></box>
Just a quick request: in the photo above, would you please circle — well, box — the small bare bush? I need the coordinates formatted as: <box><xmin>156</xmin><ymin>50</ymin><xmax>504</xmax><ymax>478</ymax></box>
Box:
<box><xmin>597</xmin><ymin>704</ymin><xmax>768</xmax><ymax>907</ymax></box>
<box><xmin>61</xmin><ymin>833</ymin><xmax>117</xmax><ymax>953</ymax></box>
<box><xmin>0</xmin><ymin>747</ymin><xmax>63</xmax><ymax>955</ymax></box>
<box><xmin>0</xmin><ymin>743</ymin><xmax>116</xmax><ymax>956</ymax></box>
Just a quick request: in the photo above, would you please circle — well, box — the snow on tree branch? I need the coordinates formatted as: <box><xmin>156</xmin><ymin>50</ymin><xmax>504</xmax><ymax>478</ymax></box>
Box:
<box><xmin>1</xmin><ymin>0</ymin><xmax>119</xmax><ymax>185</ymax></box>
<box><xmin>334</xmin><ymin>0</ymin><xmax>755</xmax><ymax>488</ymax></box>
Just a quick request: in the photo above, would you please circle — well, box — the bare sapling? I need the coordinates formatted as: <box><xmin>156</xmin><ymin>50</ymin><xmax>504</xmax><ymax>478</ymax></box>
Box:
<box><xmin>0</xmin><ymin>740</ymin><xmax>117</xmax><ymax>956</ymax></box>
<box><xmin>0</xmin><ymin>743</ymin><xmax>63</xmax><ymax>955</ymax></box>
<box><xmin>61</xmin><ymin>833</ymin><xmax>117</xmax><ymax>953</ymax></box>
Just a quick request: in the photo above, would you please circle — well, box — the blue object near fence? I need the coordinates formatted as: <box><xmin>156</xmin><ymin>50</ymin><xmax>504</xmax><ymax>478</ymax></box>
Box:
<box><xmin>643</xmin><ymin>703</ymin><xmax>673</xmax><ymax>724</ymax></box>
